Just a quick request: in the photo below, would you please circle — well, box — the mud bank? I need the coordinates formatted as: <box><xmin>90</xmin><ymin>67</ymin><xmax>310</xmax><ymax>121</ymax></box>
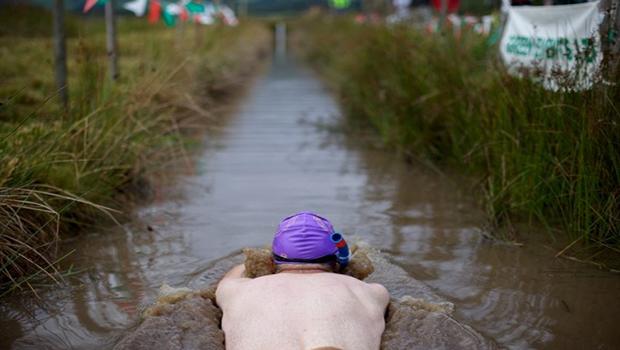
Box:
<box><xmin>114</xmin><ymin>247</ymin><xmax>495</xmax><ymax>350</ymax></box>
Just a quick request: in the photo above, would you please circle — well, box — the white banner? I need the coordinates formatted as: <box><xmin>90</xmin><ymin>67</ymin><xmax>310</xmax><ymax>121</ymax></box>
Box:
<box><xmin>500</xmin><ymin>1</ymin><xmax>604</xmax><ymax>91</ymax></box>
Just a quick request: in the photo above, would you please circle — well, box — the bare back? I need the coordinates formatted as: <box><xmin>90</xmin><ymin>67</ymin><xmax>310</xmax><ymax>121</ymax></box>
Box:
<box><xmin>216</xmin><ymin>267</ymin><xmax>389</xmax><ymax>350</ymax></box>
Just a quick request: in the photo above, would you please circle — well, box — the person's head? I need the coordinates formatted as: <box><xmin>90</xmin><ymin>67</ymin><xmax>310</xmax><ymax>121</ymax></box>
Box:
<box><xmin>272</xmin><ymin>212</ymin><xmax>346</xmax><ymax>273</ymax></box>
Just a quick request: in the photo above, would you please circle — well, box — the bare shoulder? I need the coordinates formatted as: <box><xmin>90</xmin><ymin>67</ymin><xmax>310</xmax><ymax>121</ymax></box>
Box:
<box><xmin>325</xmin><ymin>274</ymin><xmax>390</xmax><ymax>304</ymax></box>
<box><xmin>215</xmin><ymin>264</ymin><xmax>251</xmax><ymax>307</ymax></box>
<box><xmin>349</xmin><ymin>278</ymin><xmax>390</xmax><ymax>307</ymax></box>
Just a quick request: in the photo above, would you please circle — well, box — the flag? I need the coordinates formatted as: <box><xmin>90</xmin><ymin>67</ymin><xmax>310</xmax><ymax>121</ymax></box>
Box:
<box><xmin>163</xmin><ymin>3</ymin><xmax>180</xmax><ymax>27</ymax></box>
<box><xmin>179</xmin><ymin>7</ymin><xmax>189</xmax><ymax>21</ymax></box>
<box><xmin>124</xmin><ymin>0</ymin><xmax>148</xmax><ymax>16</ymax></box>
<box><xmin>219</xmin><ymin>6</ymin><xmax>238</xmax><ymax>26</ymax></box>
<box><xmin>329</xmin><ymin>0</ymin><xmax>351</xmax><ymax>9</ymax></box>
<box><xmin>185</xmin><ymin>1</ymin><xmax>205</xmax><ymax>15</ymax></box>
<box><xmin>162</xmin><ymin>11</ymin><xmax>176</xmax><ymax>26</ymax></box>
<box><xmin>148</xmin><ymin>0</ymin><xmax>161</xmax><ymax>24</ymax></box>
<box><xmin>165</xmin><ymin>3</ymin><xmax>183</xmax><ymax>16</ymax></box>
<box><xmin>431</xmin><ymin>0</ymin><xmax>460</xmax><ymax>13</ymax></box>
<box><xmin>83</xmin><ymin>0</ymin><xmax>106</xmax><ymax>13</ymax></box>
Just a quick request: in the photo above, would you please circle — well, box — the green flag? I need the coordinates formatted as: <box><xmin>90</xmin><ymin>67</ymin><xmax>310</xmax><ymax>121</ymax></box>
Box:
<box><xmin>329</xmin><ymin>0</ymin><xmax>351</xmax><ymax>9</ymax></box>
<box><xmin>186</xmin><ymin>1</ymin><xmax>205</xmax><ymax>14</ymax></box>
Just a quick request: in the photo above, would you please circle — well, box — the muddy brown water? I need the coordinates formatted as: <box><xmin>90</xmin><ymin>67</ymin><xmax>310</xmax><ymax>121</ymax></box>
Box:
<box><xmin>2</xmin><ymin>55</ymin><xmax>620</xmax><ymax>350</ymax></box>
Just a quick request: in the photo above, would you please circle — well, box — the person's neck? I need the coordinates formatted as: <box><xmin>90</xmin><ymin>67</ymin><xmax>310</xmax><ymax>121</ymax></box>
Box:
<box><xmin>277</xmin><ymin>264</ymin><xmax>332</xmax><ymax>274</ymax></box>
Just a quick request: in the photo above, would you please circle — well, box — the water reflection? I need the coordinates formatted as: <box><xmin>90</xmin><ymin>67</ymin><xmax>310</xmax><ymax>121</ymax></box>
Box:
<box><xmin>352</xmin><ymin>136</ymin><xmax>620</xmax><ymax>348</ymax></box>
<box><xmin>353</xmin><ymin>153</ymin><xmax>562</xmax><ymax>347</ymax></box>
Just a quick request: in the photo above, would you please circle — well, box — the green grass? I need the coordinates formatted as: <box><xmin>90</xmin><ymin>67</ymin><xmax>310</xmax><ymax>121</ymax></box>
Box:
<box><xmin>0</xmin><ymin>5</ymin><xmax>270</xmax><ymax>294</ymax></box>
<box><xmin>293</xmin><ymin>17</ymin><xmax>620</xmax><ymax>266</ymax></box>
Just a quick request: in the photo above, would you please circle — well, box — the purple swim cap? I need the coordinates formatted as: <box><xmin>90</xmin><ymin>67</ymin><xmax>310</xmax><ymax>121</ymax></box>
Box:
<box><xmin>272</xmin><ymin>212</ymin><xmax>338</xmax><ymax>264</ymax></box>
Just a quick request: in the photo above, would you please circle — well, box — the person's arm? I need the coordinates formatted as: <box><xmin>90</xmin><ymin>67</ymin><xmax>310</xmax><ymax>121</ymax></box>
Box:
<box><xmin>215</xmin><ymin>264</ymin><xmax>250</xmax><ymax>308</ymax></box>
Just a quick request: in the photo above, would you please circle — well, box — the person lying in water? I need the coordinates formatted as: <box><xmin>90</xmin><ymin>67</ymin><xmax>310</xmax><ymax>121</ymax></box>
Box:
<box><xmin>215</xmin><ymin>212</ymin><xmax>390</xmax><ymax>350</ymax></box>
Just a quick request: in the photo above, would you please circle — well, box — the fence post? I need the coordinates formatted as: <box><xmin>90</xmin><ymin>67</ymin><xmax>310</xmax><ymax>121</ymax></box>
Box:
<box><xmin>600</xmin><ymin>0</ymin><xmax>620</xmax><ymax>76</ymax></box>
<box><xmin>105</xmin><ymin>0</ymin><xmax>119</xmax><ymax>80</ymax></box>
<box><xmin>439</xmin><ymin>0</ymin><xmax>447</xmax><ymax>29</ymax></box>
<box><xmin>612</xmin><ymin>0</ymin><xmax>620</xmax><ymax>58</ymax></box>
<box><xmin>52</xmin><ymin>0</ymin><xmax>68</xmax><ymax>108</ymax></box>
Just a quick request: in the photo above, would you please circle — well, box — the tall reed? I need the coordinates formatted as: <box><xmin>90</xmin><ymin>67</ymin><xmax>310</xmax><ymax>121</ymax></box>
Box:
<box><xmin>293</xmin><ymin>18</ymin><xmax>620</xmax><ymax>263</ymax></box>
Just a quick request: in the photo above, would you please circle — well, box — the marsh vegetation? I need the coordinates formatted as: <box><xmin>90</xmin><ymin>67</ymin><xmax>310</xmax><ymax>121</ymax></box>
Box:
<box><xmin>293</xmin><ymin>17</ymin><xmax>620</xmax><ymax>267</ymax></box>
<box><xmin>0</xmin><ymin>5</ymin><xmax>270</xmax><ymax>294</ymax></box>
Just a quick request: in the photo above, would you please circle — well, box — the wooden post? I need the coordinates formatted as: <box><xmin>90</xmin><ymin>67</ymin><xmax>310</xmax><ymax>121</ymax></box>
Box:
<box><xmin>105</xmin><ymin>0</ymin><xmax>119</xmax><ymax>80</ymax></box>
<box><xmin>176</xmin><ymin>13</ymin><xmax>185</xmax><ymax>50</ymax></box>
<box><xmin>602</xmin><ymin>0</ymin><xmax>620</xmax><ymax>73</ymax></box>
<box><xmin>602</xmin><ymin>0</ymin><xmax>620</xmax><ymax>75</ymax></box>
<box><xmin>52</xmin><ymin>0</ymin><xmax>68</xmax><ymax>108</ymax></box>
<box><xmin>439</xmin><ymin>0</ymin><xmax>447</xmax><ymax>30</ymax></box>
<box><xmin>612</xmin><ymin>0</ymin><xmax>620</xmax><ymax>57</ymax></box>
<box><xmin>195</xmin><ymin>20</ymin><xmax>201</xmax><ymax>48</ymax></box>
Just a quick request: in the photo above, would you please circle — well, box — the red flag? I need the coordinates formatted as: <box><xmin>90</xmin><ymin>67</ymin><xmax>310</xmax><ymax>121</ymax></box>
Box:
<box><xmin>431</xmin><ymin>0</ymin><xmax>460</xmax><ymax>13</ymax></box>
<box><xmin>179</xmin><ymin>8</ymin><xmax>189</xmax><ymax>22</ymax></box>
<box><xmin>83</xmin><ymin>0</ymin><xmax>98</xmax><ymax>13</ymax></box>
<box><xmin>148</xmin><ymin>0</ymin><xmax>161</xmax><ymax>24</ymax></box>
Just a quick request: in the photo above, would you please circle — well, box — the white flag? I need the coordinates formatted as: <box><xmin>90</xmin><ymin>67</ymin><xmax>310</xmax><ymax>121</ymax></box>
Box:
<box><xmin>166</xmin><ymin>3</ymin><xmax>183</xmax><ymax>15</ymax></box>
<box><xmin>124</xmin><ymin>0</ymin><xmax>148</xmax><ymax>17</ymax></box>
